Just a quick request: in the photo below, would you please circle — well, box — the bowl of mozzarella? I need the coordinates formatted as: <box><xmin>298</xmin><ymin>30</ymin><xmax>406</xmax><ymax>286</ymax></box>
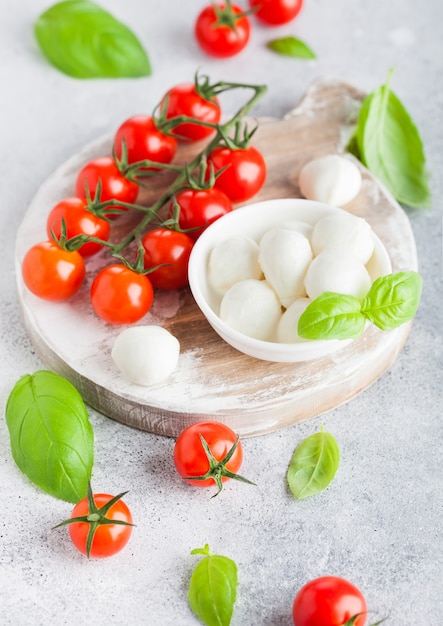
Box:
<box><xmin>188</xmin><ymin>198</ymin><xmax>392</xmax><ymax>362</ymax></box>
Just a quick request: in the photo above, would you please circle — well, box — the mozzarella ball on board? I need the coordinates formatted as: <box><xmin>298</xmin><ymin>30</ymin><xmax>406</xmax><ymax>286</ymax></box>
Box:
<box><xmin>311</xmin><ymin>213</ymin><xmax>374</xmax><ymax>264</ymax></box>
<box><xmin>304</xmin><ymin>248</ymin><xmax>372</xmax><ymax>300</ymax></box>
<box><xmin>258</xmin><ymin>227</ymin><xmax>313</xmax><ymax>307</ymax></box>
<box><xmin>112</xmin><ymin>325</ymin><xmax>180</xmax><ymax>386</ymax></box>
<box><xmin>299</xmin><ymin>155</ymin><xmax>362</xmax><ymax>207</ymax></box>
<box><xmin>277</xmin><ymin>298</ymin><xmax>312</xmax><ymax>343</ymax></box>
<box><xmin>208</xmin><ymin>236</ymin><xmax>262</xmax><ymax>295</ymax></box>
<box><xmin>220</xmin><ymin>279</ymin><xmax>282</xmax><ymax>341</ymax></box>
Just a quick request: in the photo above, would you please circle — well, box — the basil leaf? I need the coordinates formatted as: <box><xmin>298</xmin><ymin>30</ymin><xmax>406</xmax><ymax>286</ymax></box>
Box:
<box><xmin>361</xmin><ymin>271</ymin><xmax>423</xmax><ymax>330</ymax></box>
<box><xmin>350</xmin><ymin>70</ymin><xmax>430</xmax><ymax>208</ymax></box>
<box><xmin>267</xmin><ymin>36</ymin><xmax>316</xmax><ymax>59</ymax></box>
<box><xmin>34</xmin><ymin>0</ymin><xmax>151</xmax><ymax>79</ymax></box>
<box><xmin>188</xmin><ymin>544</ymin><xmax>238</xmax><ymax>626</ymax></box>
<box><xmin>287</xmin><ymin>428</ymin><xmax>340</xmax><ymax>499</ymax></box>
<box><xmin>5</xmin><ymin>370</ymin><xmax>94</xmax><ymax>503</ymax></box>
<box><xmin>298</xmin><ymin>292</ymin><xmax>366</xmax><ymax>340</ymax></box>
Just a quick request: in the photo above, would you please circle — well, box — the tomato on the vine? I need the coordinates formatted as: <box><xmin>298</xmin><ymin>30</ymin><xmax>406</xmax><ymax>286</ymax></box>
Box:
<box><xmin>195</xmin><ymin>2</ymin><xmax>251</xmax><ymax>58</ymax></box>
<box><xmin>249</xmin><ymin>0</ymin><xmax>303</xmax><ymax>25</ymax></box>
<box><xmin>292</xmin><ymin>576</ymin><xmax>368</xmax><ymax>626</ymax></box>
<box><xmin>172</xmin><ymin>187</ymin><xmax>233</xmax><ymax>240</ymax></box>
<box><xmin>22</xmin><ymin>241</ymin><xmax>85</xmax><ymax>302</ymax></box>
<box><xmin>174</xmin><ymin>421</ymin><xmax>254</xmax><ymax>495</ymax></box>
<box><xmin>208</xmin><ymin>145</ymin><xmax>267</xmax><ymax>202</ymax></box>
<box><xmin>113</xmin><ymin>115</ymin><xmax>177</xmax><ymax>169</ymax></box>
<box><xmin>142</xmin><ymin>228</ymin><xmax>194</xmax><ymax>290</ymax></box>
<box><xmin>161</xmin><ymin>83</ymin><xmax>221</xmax><ymax>142</ymax></box>
<box><xmin>90</xmin><ymin>264</ymin><xmax>154</xmax><ymax>324</ymax></box>
<box><xmin>75</xmin><ymin>157</ymin><xmax>139</xmax><ymax>212</ymax></box>
<box><xmin>55</xmin><ymin>485</ymin><xmax>133</xmax><ymax>559</ymax></box>
<box><xmin>46</xmin><ymin>197</ymin><xmax>110</xmax><ymax>257</ymax></box>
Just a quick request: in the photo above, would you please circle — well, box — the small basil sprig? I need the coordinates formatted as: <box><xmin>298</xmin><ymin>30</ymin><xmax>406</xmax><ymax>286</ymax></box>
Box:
<box><xmin>188</xmin><ymin>544</ymin><xmax>238</xmax><ymax>626</ymax></box>
<box><xmin>287</xmin><ymin>427</ymin><xmax>340</xmax><ymax>499</ymax></box>
<box><xmin>5</xmin><ymin>370</ymin><xmax>94</xmax><ymax>503</ymax></box>
<box><xmin>347</xmin><ymin>69</ymin><xmax>430</xmax><ymax>208</ymax></box>
<box><xmin>298</xmin><ymin>271</ymin><xmax>422</xmax><ymax>340</ymax></box>
<box><xmin>34</xmin><ymin>0</ymin><xmax>151</xmax><ymax>79</ymax></box>
<box><xmin>267</xmin><ymin>36</ymin><xmax>316</xmax><ymax>59</ymax></box>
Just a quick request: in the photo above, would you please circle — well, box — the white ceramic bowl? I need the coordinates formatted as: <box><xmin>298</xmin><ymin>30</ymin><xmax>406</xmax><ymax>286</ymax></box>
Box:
<box><xmin>188</xmin><ymin>198</ymin><xmax>392</xmax><ymax>362</ymax></box>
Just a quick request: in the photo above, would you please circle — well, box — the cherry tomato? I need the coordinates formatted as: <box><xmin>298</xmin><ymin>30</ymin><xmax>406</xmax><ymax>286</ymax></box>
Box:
<box><xmin>249</xmin><ymin>0</ymin><xmax>303</xmax><ymax>25</ymax></box>
<box><xmin>174</xmin><ymin>421</ymin><xmax>245</xmax><ymax>491</ymax></box>
<box><xmin>142</xmin><ymin>228</ymin><xmax>194</xmax><ymax>290</ymax></box>
<box><xmin>75</xmin><ymin>157</ymin><xmax>139</xmax><ymax>213</ymax></box>
<box><xmin>113</xmin><ymin>115</ymin><xmax>177</xmax><ymax>169</ymax></box>
<box><xmin>90</xmin><ymin>264</ymin><xmax>154</xmax><ymax>324</ymax></box>
<box><xmin>46</xmin><ymin>197</ymin><xmax>110</xmax><ymax>257</ymax></box>
<box><xmin>22</xmin><ymin>241</ymin><xmax>85</xmax><ymax>302</ymax></box>
<box><xmin>292</xmin><ymin>576</ymin><xmax>368</xmax><ymax>626</ymax></box>
<box><xmin>173</xmin><ymin>187</ymin><xmax>233</xmax><ymax>240</ymax></box>
<box><xmin>68</xmin><ymin>492</ymin><xmax>133</xmax><ymax>559</ymax></box>
<box><xmin>195</xmin><ymin>3</ymin><xmax>251</xmax><ymax>58</ymax></box>
<box><xmin>161</xmin><ymin>83</ymin><xmax>221</xmax><ymax>142</ymax></box>
<box><xmin>208</xmin><ymin>145</ymin><xmax>267</xmax><ymax>202</ymax></box>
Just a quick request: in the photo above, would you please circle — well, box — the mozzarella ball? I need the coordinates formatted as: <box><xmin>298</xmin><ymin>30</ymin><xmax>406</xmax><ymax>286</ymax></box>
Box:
<box><xmin>279</xmin><ymin>220</ymin><xmax>314</xmax><ymax>240</ymax></box>
<box><xmin>220</xmin><ymin>279</ymin><xmax>281</xmax><ymax>341</ymax></box>
<box><xmin>311</xmin><ymin>213</ymin><xmax>374</xmax><ymax>264</ymax></box>
<box><xmin>258</xmin><ymin>227</ymin><xmax>313</xmax><ymax>307</ymax></box>
<box><xmin>277</xmin><ymin>298</ymin><xmax>312</xmax><ymax>343</ymax></box>
<box><xmin>208</xmin><ymin>236</ymin><xmax>262</xmax><ymax>295</ymax></box>
<box><xmin>299</xmin><ymin>155</ymin><xmax>362</xmax><ymax>206</ymax></box>
<box><xmin>112</xmin><ymin>325</ymin><xmax>180</xmax><ymax>386</ymax></box>
<box><xmin>304</xmin><ymin>248</ymin><xmax>371</xmax><ymax>300</ymax></box>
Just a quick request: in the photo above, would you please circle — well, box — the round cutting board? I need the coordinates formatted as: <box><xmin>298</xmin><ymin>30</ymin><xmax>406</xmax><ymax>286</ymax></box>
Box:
<box><xmin>15</xmin><ymin>78</ymin><xmax>418</xmax><ymax>438</ymax></box>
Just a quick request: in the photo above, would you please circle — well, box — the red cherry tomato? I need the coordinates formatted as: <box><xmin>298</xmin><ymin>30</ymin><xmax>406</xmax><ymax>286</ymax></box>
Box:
<box><xmin>161</xmin><ymin>83</ymin><xmax>221</xmax><ymax>142</ymax></box>
<box><xmin>249</xmin><ymin>0</ymin><xmax>303</xmax><ymax>25</ymax></box>
<box><xmin>195</xmin><ymin>3</ymin><xmax>251</xmax><ymax>58</ymax></box>
<box><xmin>46</xmin><ymin>197</ymin><xmax>110</xmax><ymax>257</ymax></box>
<box><xmin>22</xmin><ymin>241</ymin><xmax>85</xmax><ymax>302</ymax></box>
<box><xmin>292</xmin><ymin>576</ymin><xmax>368</xmax><ymax>626</ymax></box>
<box><xmin>113</xmin><ymin>115</ymin><xmax>177</xmax><ymax>169</ymax></box>
<box><xmin>173</xmin><ymin>187</ymin><xmax>233</xmax><ymax>240</ymax></box>
<box><xmin>174</xmin><ymin>421</ymin><xmax>244</xmax><ymax>489</ymax></box>
<box><xmin>90</xmin><ymin>264</ymin><xmax>154</xmax><ymax>324</ymax></box>
<box><xmin>208</xmin><ymin>145</ymin><xmax>267</xmax><ymax>202</ymax></box>
<box><xmin>142</xmin><ymin>228</ymin><xmax>194</xmax><ymax>290</ymax></box>
<box><xmin>75</xmin><ymin>157</ymin><xmax>139</xmax><ymax>212</ymax></box>
<box><xmin>68</xmin><ymin>493</ymin><xmax>133</xmax><ymax>559</ymax></box>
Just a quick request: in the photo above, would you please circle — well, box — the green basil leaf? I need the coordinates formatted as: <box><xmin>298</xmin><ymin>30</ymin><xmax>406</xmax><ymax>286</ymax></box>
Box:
<box><xmin>267</xmin><ymin>36</ymin><xmax>316</xmax><ymax>59</ymax></box>
<box><xmin>287</xmin><ymin>428</ymin><xmax>340</xmax><ymax>499</ymax></box>
<box><xmin>361</xmin><ymin>271</ymin><xmax>423</xmax><ymax>330</ymax></box>
<box><xmin>188</xmin><ymin>544</ymin><xmax>238</xmax><ymax>626</ymax></box>
<box><xmin>353</xmin><ymin>70</ymin><xmax>430</xmax><ymax>208</ymax></box>
<box><xmin>5</xmin><ymin>370</ymin><xmax>94</xmax><ymax>503</ymax></box>
<box><xmin>34</xmin><ymin>0</ymin><xmax>151</xmax><ymax>79</ymax></box>
<box><xmin>298</xmin><ymin>292</ymin><xmax>366</xmax><ymax>340</ymax></box>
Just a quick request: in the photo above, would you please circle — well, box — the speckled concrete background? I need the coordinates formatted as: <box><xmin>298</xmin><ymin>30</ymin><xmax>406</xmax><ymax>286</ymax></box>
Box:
<box><xmin>0</xmin><ymin>1</ymin><xmax>442</xmax><ymax>624</ymax></box>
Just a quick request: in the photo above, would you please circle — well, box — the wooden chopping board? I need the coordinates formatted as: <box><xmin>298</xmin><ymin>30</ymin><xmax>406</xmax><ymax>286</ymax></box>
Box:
<box><xmin>15</xmin><ymin>78</ymin><xmax>418</xmax><ymax>438</ymax></box>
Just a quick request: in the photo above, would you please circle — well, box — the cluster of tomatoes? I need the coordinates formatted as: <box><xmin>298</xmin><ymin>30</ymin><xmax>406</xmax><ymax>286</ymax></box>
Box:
<box><xmin>21</xmin><ymin>76</ymin><xmax>267</xmax><ymax>325</ymax></box>
<box><xmin>195</xmin><ymin>0</ymin><xmax>304</xmax><ymax>57</ymax></box>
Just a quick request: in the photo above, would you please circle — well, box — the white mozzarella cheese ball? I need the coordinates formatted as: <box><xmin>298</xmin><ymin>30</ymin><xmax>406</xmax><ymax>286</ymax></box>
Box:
<box><xmin>258</xmin><ymin>227</ymin><xmax>313</xmax><ymax>307</ymax></box>
<box><xmin>299</xmin><ymin>155</ymin><xmax>362</xmax><ymax>207</ymax></box>
<box><xmin>220</xmin><ymin>279</ymin><xmax>281</xmax><ymax>341</ymax></box>
<box><xmin>311</xmin><ymin>213</ymin><xmax>374</xmax><ymax>264</ymax></box>
<box><xmin>279</xmin><ymin>220</ymin><xmax>314</xmax><ymax>240</ymax></box>
<box><xmin>304</xmin><ymin>248</ymin><xmax>372</xmax><ymax>300</ymax></box>
<box><xmin>277</xmin><ymin>298</ymin><xmax>312</xmax><ymax>343</ymax></box>
<box><xmin>208</xmin><ymin>236</ymin><xmax>262</xmax><ymax>295</ymax></box>
<box><xmin>112</xmin><ymin>325</ymin><xmax>180</xmax><ymax>386</ymax></box>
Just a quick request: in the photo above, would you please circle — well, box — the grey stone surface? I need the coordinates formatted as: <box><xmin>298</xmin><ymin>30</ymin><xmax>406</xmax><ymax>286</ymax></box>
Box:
<box><xmin>0</xmin><ymin>1</ymin><xmax>442</xmax><ymax>624</ymax></box>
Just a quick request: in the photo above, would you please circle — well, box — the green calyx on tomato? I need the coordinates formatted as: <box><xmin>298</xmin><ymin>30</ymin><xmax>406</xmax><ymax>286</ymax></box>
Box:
<box><xmin>211</xmin><ymin>0</ymin><xmax>252</xmax><ymax>32</ymax></box>
<box><xmin>53</xmin><ymin>482</ymin><xmax>134</xmax><ymax>559</ymax></box>
<box><xmin>183</xmin><ymin>433</ymin><xmax>255</xmax><ymax>497</ymax></box>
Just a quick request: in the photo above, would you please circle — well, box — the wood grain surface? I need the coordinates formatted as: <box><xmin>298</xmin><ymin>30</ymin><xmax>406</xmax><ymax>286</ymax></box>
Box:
<box><xmin>15</xmin><ymin>77</ymin><xmax>418</xmax><ymax>437</ymax></box>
